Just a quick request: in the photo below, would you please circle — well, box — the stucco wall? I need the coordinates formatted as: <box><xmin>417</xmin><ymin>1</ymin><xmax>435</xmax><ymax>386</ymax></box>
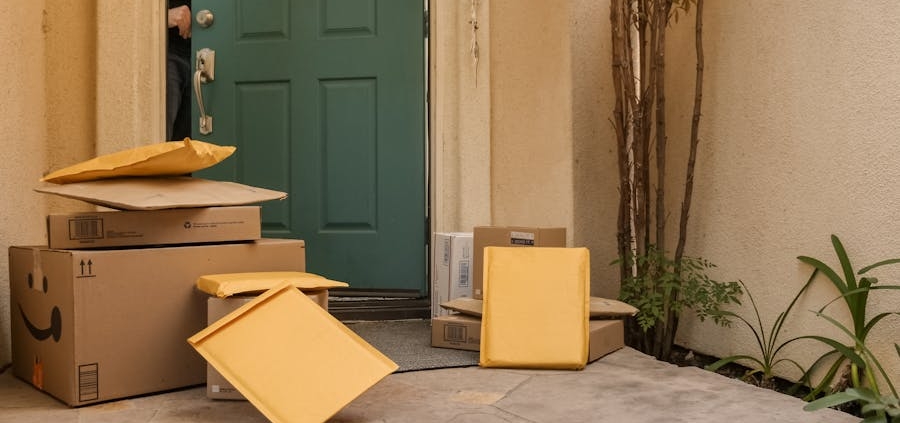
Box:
<box><xmin>489</xmin><ymin>0</ymin><xmax>575</xmax><ymax>234</ymax></box>
<box><xmin>0</xmin><ymin>1</ymin><xmax>164</xmax><ymax>367</ymax></box>
<box><xmin>667</xmin><ymin>1</ymin><xmax>900</xmax><ymax>384</ymax></box>
<box><xmin>0</xmin><ymin>0</ymin><xmax>50</xmax><ymax>367</ymax></box>
<box><xmin>430</xmin><ymin>0</ymin><xmax>492</xmax><ymax>233</ymax></box>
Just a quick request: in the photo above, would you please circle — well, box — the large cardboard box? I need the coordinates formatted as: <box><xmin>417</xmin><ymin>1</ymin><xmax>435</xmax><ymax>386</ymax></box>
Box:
<box><xmin>205</xmin><ymin>290</ymin><xmax>328</xmax><ymax>400</ymax></box>
<box><xmin>9</xmin><ymin>238</ymin><xmax>306</xmax><ymax>406</ymax></box>
<box><xmin>431</xmin><ymin>315</ymin><xmax>624</xmax><ymax>362</ymax></box>
<box><xmin>472</xmin><ymin>226</ymin><xmax>566</xmax><ymax>299</ymax></box>
<box><xmin>431</xmin><ymin>233</ymin><xmax>473</xmax><ymax>318</ymax></box>
<box><xmin>46</xmin><ymin>206</ymin><xmax>261</xmax><ymax>249</ymax></box>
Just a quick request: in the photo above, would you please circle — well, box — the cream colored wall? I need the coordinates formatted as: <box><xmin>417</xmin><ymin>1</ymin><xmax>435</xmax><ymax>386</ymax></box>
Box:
<box><xmin>489</xmin><ymin>0</ymin><xmax>575</xmax><ymax>233</ymax></box>
<box><xmin>430</xmin><ymin>0</ymin><xmax>492</xmax><ymax>233</ymax></box>
<box><xmin>0</xmin><ymin>1</ymin><xmax>164</xmax><ymax>367</ymax></box>
<box><xmin>667</xmin><ymin>1</ymin><xmax>900</xmax><ymax>384</ymax></box>
<box><xmin>571</xmin><ymin>0</ymin><xmax>620</xmax><ymax>299</ymax></box>
<box><xmin>0</xmin><ymin>0</ymin><xmax>50</xmax><ymax>367</ymax></box>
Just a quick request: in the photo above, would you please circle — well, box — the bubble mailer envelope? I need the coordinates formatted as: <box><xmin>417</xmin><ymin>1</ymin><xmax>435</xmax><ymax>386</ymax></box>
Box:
<box><xmin>479</xmin><ymin>247</ymin><xmax>590</xmax><ymax>369</ymax></box>
<box><xmin>188</xmin><ymin>282</ymin><xmax>398</xmax><ymax>423</ymax></box>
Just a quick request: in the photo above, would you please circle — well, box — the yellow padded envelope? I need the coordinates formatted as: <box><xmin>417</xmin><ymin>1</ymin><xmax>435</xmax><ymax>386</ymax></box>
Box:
<box><xmin>197</xmin><ymin>271</ymin><xmax>349</xmax><ymax>298</ymax></box>
<box><xmin>41</xmin><ymin>139</ymin><xmax>235</xmax><ymax>184</ymax></box>
<box><xmin>188</xmin><ymin>282</ymin><xmax>397</xmax><ymax>423</ymax></box>
<box><xmin>480</xmin><ymin>247</ymin><xmax>590</xmax><ymax>370</ymax></box>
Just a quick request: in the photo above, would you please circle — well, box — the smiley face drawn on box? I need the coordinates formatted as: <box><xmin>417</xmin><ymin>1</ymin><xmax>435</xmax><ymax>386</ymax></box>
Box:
<box><xmin>19</xmin><ymin>272</ymin><xmax>63</xmax><ymax>343</ymax></box>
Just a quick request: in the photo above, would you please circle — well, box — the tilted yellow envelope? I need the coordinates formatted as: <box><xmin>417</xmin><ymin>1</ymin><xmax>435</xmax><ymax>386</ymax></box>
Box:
<box><xmin>480</xmin><ymin>247</ymin><xmax>590</xmax><ymax>370</ymax></box>
<box><xmin>41</xmin><ymin>138</ymin><xmax>235</xmax><ymax>184</ymax></box>
<box><xmin>188</xmin><ymin>282</ymin><xmax>397</xmax><ymax>423</ymax></box>
<box><xmin>197</xmin><ymin>271</ymin><xmax>349</xmax><ymax>298</ymax></box>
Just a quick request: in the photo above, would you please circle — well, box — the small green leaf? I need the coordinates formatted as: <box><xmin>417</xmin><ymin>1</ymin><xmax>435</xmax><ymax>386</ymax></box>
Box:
<box><xmin>804</xmin><ymin>391</ymin><xmax>858</xmax><ymax>411</ymax></box>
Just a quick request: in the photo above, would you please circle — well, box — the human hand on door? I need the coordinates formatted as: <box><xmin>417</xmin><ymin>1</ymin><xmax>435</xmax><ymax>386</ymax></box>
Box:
<box><xmin>168</xmin><ymin>5</ymin><xmax>192</xmax><ymax>39</ymax></box>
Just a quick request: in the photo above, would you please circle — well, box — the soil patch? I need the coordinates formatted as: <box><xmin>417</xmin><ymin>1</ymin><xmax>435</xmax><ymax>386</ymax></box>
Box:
<box><xmin>667</xmin><ymin>345</ymin><xmax>861</xmax><ymax>417</ymax></box>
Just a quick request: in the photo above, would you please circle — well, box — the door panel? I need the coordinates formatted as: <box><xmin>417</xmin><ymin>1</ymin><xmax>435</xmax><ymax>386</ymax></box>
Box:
<box><xmin>192</xmin><ymin>0</ymin><xmax>425</xmax><ymax>294</ymax></box>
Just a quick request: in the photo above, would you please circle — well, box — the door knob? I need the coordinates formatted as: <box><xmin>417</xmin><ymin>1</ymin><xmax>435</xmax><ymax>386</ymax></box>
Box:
<box><xmin>195</xmin><ymin>9</ymin><xmax>214</xmax><ymax>28</ymax></box>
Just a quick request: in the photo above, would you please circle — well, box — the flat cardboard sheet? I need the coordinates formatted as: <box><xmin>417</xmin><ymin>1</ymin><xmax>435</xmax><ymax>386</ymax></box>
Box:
<box><xmin>441</xmin><ymin>296</ymin><xmax>637</xmax><ymax>318</ymax></box>
<box><xmin>188</xmin><ymin>283</ymin><xmax>397</xmax><ymax>423</ymax></box>
<box><xmin>40</xmin><ymin>139</ymin><xmax>235</xmax><ymax>184</ymax></box>
<box><xmin>35</xmin><ymin>176</ymin><xmax>286</xmax><ymax>210</ymax></box>
<box><xmin>480</xmin><ymin>247</ymin><xmax>590</xmax><ymax>370</ymax></box>
<box><xmin>197</xmin><ymin>271</ymin><xmax>348</xmax><ymax>298</ymax></box>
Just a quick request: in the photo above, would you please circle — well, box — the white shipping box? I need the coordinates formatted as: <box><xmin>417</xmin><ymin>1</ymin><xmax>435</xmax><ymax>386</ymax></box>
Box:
<box><xmin>431</xmin><ymin>233</ymin><xmax>473</xmax><ymax>318</ymax></box>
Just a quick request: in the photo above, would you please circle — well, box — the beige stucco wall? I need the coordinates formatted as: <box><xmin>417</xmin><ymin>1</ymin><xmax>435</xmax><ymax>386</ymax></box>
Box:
<box><xmin>0</xmin><ymin>1</ymin><xmax>163</xmax><ymax>367</ymax></box>
<box><xmin>0</xmin><ymin>0</ymin><xmax>51</xmax><ymax>367</ymax></box>
<box><xmin>667</xmin><ymin>1</ymin><xmax>900</xmax><ymax>385</ymax></box>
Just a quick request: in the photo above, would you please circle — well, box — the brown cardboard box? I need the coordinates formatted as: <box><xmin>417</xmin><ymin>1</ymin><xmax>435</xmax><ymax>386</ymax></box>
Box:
<box><xmin>430</xmin><ymin>314</ymin><xmax>481</xmax><ymax>351</ymax></box>
<box><xmin>472</xmin><ymin>226</ymin><xmax>566</xmax><ymax>299</ymax></box>
<box><xmin>205</xmin><ymin>290</ymin><xmax>328</xmax><ymax>400</ymax></box>
<box><xmin>431</xmin><ymin>233</ymin><xmax>473</xmax><ymax>318</ymax></box>
<box><xmin>47</xmin><ymin>206</ymin><xmax>261</xmax><ymax>249</ymax></box>
<box><xmin>588</xmin><ymin>320</ymin><xmax>625</xmax><ymax>362</ymax></box>
<box><xmin>9</xmin><ymin>238</ymin><xmax>306</xmax><ymax>406</ymax></box>
<box><xmin>430</xmin><ymin>315</ymin><xmax>624</xmax><ymax>362</ymax></box>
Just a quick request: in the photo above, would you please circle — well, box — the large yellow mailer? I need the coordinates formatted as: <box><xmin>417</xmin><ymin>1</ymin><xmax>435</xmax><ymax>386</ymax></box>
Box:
<box><xmin>188</xmin><ymin>282</ymin><xmax>398</xmax><ymax>423</ymax></box>
<box><xmin>479</xmin><ymin>247</ymin><xmax>591</xmax><ymax>370</ymax></box>
<box><xmin>40</xmin><ymin>138</ymin><xmax>235</xmax><ymax>184</ymax></box>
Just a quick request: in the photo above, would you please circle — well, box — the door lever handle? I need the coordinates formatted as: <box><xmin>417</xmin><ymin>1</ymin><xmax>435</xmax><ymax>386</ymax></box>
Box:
<box><xmin>194</xmin><ymin>48</ymin><xmax>215</xmax><ymax>135</ymax></box>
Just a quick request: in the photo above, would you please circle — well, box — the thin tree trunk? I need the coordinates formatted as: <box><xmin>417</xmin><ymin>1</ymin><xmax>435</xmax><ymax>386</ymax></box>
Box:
<box><xmin>610</xmin><ymin>0</ymin><xmax>631</xmax><ymax>283</ymax></box>
<box><xmin>665</xmin><ymin>0</ymin><xmax>705</xmax><ymax>358</ymax></box>
<box><xmin>652</xmin><ymin>0</ymin><xmax>672</xmax><ymax>360</ymax></box>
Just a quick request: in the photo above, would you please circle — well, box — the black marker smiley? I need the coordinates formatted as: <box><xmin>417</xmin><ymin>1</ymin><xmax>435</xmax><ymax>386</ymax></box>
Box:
<box><xmin>19</xmin><ymin>273</ymin><xmax>62</xmax><ymax>342</ymax></box>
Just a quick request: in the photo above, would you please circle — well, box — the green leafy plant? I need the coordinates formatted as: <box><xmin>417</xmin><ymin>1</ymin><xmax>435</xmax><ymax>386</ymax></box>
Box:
<box><xmin>797</xmin><ymin>235</ymin><xmax>900</xmax><ymax>400</ymax></box>
<box><xmin>803</xmin><ymin>342</ymin><xmax>900</xmax><ymax>423</ymax></box>
<box><xmin>617</xmin><ymin>246</ymin><xmax>742</xmax><ymax>360</ymax></box>
<box><xmin>705</xmin><ymin>278</ymin><xmax>815</xmax><ymax>390</ymax></box>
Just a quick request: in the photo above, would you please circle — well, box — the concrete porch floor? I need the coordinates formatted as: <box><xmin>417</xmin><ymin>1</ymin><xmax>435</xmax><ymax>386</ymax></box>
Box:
<box><xmin>0</xmin><ymin>347</ymin><xmax>856</xmax><ymax>423</ymax></box>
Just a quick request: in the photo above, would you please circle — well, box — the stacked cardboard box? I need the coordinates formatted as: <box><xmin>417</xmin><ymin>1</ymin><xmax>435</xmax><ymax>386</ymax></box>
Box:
<box><xmin>10</xmin><ymin>178</ymin><xmax>303</xmax><ymax>406</ymax></box>
<box><xmin>431</xmin><ymin>226</ymin><xmax>632</xmax><ymax>364</ymax></box>
<box><xmin>431</xmin><ymin>298</ymin><xmax>628</xmax><ymax>363</ymax></box>
<box><xmin>431</xmin><ymin>232</ymin><xmax>473</xmax><ymax>318</ymax></box>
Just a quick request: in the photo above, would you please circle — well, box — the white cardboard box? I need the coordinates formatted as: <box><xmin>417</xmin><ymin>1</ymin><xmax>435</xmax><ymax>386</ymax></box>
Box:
<box><xmin>431</xmin><ymin>233</ymin><xmax>473</xmax><ymax>318</ymax></box>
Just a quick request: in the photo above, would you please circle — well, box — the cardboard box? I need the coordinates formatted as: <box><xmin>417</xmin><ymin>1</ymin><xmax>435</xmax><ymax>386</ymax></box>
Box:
<box><xmin>46</xmin><ymin>206</ymin><xmax>261</xmax><ymax>249</ymax></box>
<box><xmin>431</xmin><ymin>314</ymin><xmax>481</xmax><ymax>351</ymax></box>
<box><xmin>588</xmin><ymin>320</ymin><xmax>625</xmax><ymax>362</ymax></box>
<box><xmin>472</xmin><ymin>226</ymin><xmax>566</xmax><ymax>299</ymax></box>
<box><xmin>431</xmin><ymin>233</ymin><xmax>473</xmax><ymax>318</ymax></box>
<box><xmin>431</xmin><ymin>315</ymin><xmax>624</xmax><ymax>362</ymax></box>
<box><xmin>9</xmin><ymin>238</ymin><xmax>306</xmax><ymax>406</ymax></box>
<box><xmin>188</xmin><ymin>283</ymin><xmax>397</xmax><ymax>423</ymax></box>
<box><xmin>205</xmin><ymin>290</ymin><xmax>328</xmax><ymax>400</ymax></box>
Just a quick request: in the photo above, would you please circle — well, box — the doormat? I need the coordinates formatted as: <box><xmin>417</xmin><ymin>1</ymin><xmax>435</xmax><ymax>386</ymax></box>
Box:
<box><xmin>345</xmin><ymin>319</ymin><xmax>479</xmax><ymax>373</ymax></box>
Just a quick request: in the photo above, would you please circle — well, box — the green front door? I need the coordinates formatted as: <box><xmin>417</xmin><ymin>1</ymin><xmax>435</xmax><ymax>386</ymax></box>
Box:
<box><xmin>191</xmin><ymin>1</ymin><xmax>426</xmax><ymax>294</ymax></box>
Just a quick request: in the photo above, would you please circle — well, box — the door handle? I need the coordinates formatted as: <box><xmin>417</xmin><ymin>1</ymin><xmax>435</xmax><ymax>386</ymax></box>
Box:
<box><xmin>194</xmin><ymin>48</ymin><xmax>215</xmax><ymax>135</ymax></box>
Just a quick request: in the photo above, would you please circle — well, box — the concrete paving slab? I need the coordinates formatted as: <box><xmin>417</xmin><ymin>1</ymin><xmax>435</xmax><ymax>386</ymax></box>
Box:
<box><xmin>0</xmin><ymin>348</ymin><xmax>857</xmax><ymax>423</ymax></box>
